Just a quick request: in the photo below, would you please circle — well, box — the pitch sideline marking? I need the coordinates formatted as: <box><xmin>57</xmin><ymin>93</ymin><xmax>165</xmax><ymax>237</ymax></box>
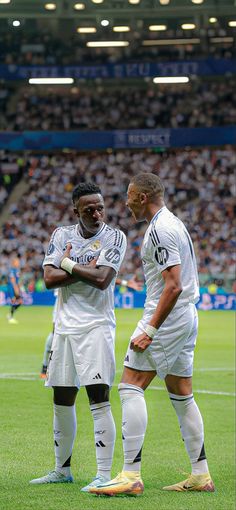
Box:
<box><xmin>147</xmin><ymin>386</ymin><xmax>235</xmax><ymax>397</ymax></box>
<box><xmin>117</xmin><ymin>367</ymin><xmax>235</xmax><ymax>373</ymax></box>
<box><xmin>0</xmin><ymin>372</ymin><xmax>235</xmax><ymax>396</ymax></box>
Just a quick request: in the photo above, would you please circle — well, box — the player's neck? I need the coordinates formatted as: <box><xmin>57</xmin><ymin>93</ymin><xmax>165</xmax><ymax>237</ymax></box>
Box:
<box><xmin>145</xmin><ymin>201</ymin><xmax>165</xmax><ymax>223</ymax></box>
<box><xmin>77</xmin><ymin>222</ymin><xmax>102</xmax><ymax>239</ymax></box>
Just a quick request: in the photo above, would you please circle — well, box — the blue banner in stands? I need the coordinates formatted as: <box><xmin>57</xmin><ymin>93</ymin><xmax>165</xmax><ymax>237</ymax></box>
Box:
<box><xmin>0</xmin><ymin>59</ymin><xmax>236</xmax><ymax>80</ymax></box>
<box><xmin>0</xmin><ymin>290</ymin><xmax>235</xmax><ymax>310</ymax></box>
<box><xmin>0</xmin><ymin>126</ymin><xmax>235</xmax><ymax>150</ymax></box>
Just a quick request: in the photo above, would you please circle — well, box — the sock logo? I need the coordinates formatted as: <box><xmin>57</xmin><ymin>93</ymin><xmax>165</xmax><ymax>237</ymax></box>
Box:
<box><xmin>96</xmin><ymin>441</ymin><xmax>106</xmax><ymax>447</ymax></box>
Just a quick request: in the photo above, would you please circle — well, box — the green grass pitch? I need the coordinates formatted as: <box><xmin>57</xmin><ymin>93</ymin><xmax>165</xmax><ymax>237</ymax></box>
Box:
<box><xmin>0</xmin><ymin>307</ymin><xmax>235</xmax><ymax>510</ymax></box>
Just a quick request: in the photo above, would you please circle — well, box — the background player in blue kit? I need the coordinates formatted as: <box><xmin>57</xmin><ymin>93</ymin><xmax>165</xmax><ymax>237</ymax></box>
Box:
<box><xmin>7</xmin><ymin>256</ymin><xmax>23</xmax><ymax>325</ymax></box>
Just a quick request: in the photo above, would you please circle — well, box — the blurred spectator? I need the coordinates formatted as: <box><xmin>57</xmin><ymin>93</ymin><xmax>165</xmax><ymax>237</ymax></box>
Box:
<box><xmin>1</xmin><ymin>80</ymin><xmax>236</xmax><ymax>131</ymax></box>
<box><xmin>0</xmin><ymin>152</ymin><xmax>27</xmax><ymax>211</ymax></box>
<box><xmin>0</xmin><ymin>28</ymin><xmax>235</xmax><ymax>66</ymax></box>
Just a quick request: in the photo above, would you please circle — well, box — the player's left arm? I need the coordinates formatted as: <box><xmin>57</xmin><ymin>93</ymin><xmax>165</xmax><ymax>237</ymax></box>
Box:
<box><xmin>88</xmin><ymin>260</ymin><xmax>141</xmax><ymax>291</ymax></box>
<box><xmin>131</xmin><ymin>225</ymin><xmax>182</xmax><ymax>353</ymax></box>
<box><xmin>60</xmin><ymin>230</ymin><xmax>127</xmax><ymax>290</ymax></box>
<box><xmin>60</xmin><ymin>243</ymin><xmax>116</xmax><ymax>290</ymax></box>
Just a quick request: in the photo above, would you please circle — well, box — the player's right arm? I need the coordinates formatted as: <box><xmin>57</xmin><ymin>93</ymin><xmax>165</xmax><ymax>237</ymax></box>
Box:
<box><xmin>57</xmin><ymin>243</ymin><xmax>117</xmax><ymax>291</ymax></box>
<box><xmin>43</xmin><ymin>264</ymin><xmax>78</xmax><ymax>289</ymax></box>
<box><xmin>57</xmin><ymin>229</ymin><xmax>127</xmax><ymax>291</ymax></box>
<box><xmin>43</xmin><ymin>230</ymin><xmax>114</xmax><ymax>290</ymax></box>
<box><xmin>43</xmin><ymin>228</ymin><xmax>78</xmax><ymax>289</ymax></box>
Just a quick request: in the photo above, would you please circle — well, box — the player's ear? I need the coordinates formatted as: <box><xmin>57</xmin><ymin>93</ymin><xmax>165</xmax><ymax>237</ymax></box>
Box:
<box><xmin>73</xmin><ymin>206</ymin><xmax>79</xmax><ymax>218</ymax></box>
<box><xmin>140</xmin><ymin>192</ymin><xmax>148</xmax><ymax>204</ymax></box>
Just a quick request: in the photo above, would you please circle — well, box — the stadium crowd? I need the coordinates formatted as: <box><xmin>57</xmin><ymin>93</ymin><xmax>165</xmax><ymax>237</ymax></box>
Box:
<box><xmin>0</xmin><ymin>147</ymin><xmax>235</xmax><ymax>292</ymax></box>
<box><xmin>0</xmin><ymin>28</ymin><xmax>235</xmax><ymax>66</ymax></box>
<box><xmin>0</xmin><ymin>152</ymin><xmax>25</xmax><ymax>211</ymax></box>
<box><xmin>1</xmin><ymin>80</ymin><xmax>236</xmax><ymax>131</ymax></box>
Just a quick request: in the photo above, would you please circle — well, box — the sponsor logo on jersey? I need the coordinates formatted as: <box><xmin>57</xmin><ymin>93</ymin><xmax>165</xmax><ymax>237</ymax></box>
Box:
<box><xmin>72</xmin><ymin>253</ymin><xmax>96</xmax><ymax>265</ymax></box>
<box><xmin>105</xmin><ymin>248</ymin><xmax>121</xmax><ymax>264</ymax></box>
<box><xmin>154</xmin><ymin>247</ymin><xmax>169</xmax><ymax>265</ymax></box>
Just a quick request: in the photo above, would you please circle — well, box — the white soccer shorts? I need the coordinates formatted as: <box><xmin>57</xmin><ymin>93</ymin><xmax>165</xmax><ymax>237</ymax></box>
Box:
<box><xmin>124</xmin><ymin>303</ymin><xmax>198</xmax><ymax>380</ymax></box>
<box><xmin>46</xmin><ymin>324</ymin><xmax>116</xmax><ymax>388</ymax></box>
<box><xmin>52</xmin><ymin>301</ymin><xmax>58</xmax><ymax>324</ymax></box>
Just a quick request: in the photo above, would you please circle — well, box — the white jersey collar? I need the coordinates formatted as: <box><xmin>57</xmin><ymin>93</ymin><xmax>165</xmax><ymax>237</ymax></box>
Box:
<box><xmin>76</xmin><ymin>222</ymin><xmax>106</xmax><ymax>240</ymax></box>
<box><xmin>150</xmin><ymin>206</ymin><xmax>166</xmax><ymax>225</ymax></box>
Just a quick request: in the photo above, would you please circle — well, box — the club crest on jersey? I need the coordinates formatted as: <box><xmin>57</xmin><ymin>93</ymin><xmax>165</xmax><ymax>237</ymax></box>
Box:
<box><xmin>155</xmin><ymin>247</ymin><xmax>169</xmax><ymax>265</ymax></box>
<box><xmin>90</xmin><ymin>240</ymin><xmax>101</xmax><ymax>251</ymax></box>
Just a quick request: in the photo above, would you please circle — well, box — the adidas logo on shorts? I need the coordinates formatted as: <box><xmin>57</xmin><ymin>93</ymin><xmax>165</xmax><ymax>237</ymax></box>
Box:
<box><xmin>93</xmin><ymin>373</ymin><xmax>102</xmax><ymax>379</ymax></box>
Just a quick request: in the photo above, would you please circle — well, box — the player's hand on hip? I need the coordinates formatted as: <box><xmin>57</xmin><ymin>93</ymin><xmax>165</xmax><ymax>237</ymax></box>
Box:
<box><xmin>61</xmin><ymin>242</ymin><xmax>72</xmax><ymax>262</ymax></box>
<box><xmin>130</xmin><ymin>332</ymin><xmax>152</xmax><ymax>353</ymax></box>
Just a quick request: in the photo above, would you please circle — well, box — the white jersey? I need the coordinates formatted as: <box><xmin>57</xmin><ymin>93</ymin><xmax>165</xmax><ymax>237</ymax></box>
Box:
<box><xmin>43</xmin><ymin>223</ymin><xmax>127</xmax><ymax>334</ymax></box>
<box><xmin>141</xmin><ymin>206</ymin><xmax>199</xmax><ymax>322</ymax></box>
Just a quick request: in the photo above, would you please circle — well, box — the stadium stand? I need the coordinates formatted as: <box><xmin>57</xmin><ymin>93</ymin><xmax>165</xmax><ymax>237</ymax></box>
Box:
<box><xmin>0</xmin><ymin>148</ymin><xmax>235</xmax><ymax>292</ymax></box>
<box><xmin>0</xmin><ymin>0</ymin><xmax>235</xmax><ymax>296</ymax></box>
<box><xmin>0</xmin><ymin>26</ymin><xmax>235</xmax><ymax>65</ymax></box>
<box><xmin>1</xmin><ymin>79</ymin><xmax>236</xmax><ymax>131</ymax></box>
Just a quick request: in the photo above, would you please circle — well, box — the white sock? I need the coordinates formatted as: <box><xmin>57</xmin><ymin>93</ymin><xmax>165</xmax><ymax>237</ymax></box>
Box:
<box><xmin>42</xmin><ymin>332</ymin><xmax>53</xmax><ymax>366</ymax></box>
<box><xmin>169</xmin><ymin>393</ymin><xmax>209</xmax><ymax>475</ymax></box>
<box><xmin>119</xmin><ymin>383</ymin><xmax>147</xmax><ymax>473</ymax></box>
<box><xmin>53</xmin><ymin>404</ymin><xmax>77</xmax><ymax>476</ymax></box>
<box><xmin>90</xmin><ymin>402</ymin><xmax>116</xmax><ymax>479</ymax></box>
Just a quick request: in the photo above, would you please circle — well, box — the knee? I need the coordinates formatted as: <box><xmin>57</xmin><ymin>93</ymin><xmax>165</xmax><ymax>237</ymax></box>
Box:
<box><xmin>86</xmin><ymin>384</ymin><xmax>110</xmax><ymax>405</ymax></box>
<box><xmin>165</xmin><ymin>375</ymin><xmax>192</xmax><ymax>396</ymax></box>
<box><xmin>118</xmin><ymin>382</ymin><xmax>145</xmax><ymax>401</ymax></box>
<box><xmin>53</xmin><ymin>386</ymin><xmax>78</xmax><ymax>406</ymax></box>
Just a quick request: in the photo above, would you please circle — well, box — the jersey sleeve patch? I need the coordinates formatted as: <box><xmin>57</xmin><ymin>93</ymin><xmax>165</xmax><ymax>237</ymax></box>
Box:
<box><xmin>154</xmin><ymin>246</ymin><xmax>169</xmax><ymax>266</ymax></box>
<box><xmin>43</xmin><ymin>228</ymin><xmax>64</xmax><ymax>268</ymax></box>
<box><xmin>96</xmin><ymin>229</ymin><xmax>127</xmax><ymax>272</ymax></box>
<box><xmin>104</xmin><ymin>247</ymin><xmax>121</xmax><ymax>264</ymax></box>
<box><xmin>150</xmin><ymin>225</ymin><xmax>180</xmax><ymax>271</ymax></box>
<box><xmin>47</xmin><ymin>242</ymin><xmax>55</xmax><ymax>256</ymax></box>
